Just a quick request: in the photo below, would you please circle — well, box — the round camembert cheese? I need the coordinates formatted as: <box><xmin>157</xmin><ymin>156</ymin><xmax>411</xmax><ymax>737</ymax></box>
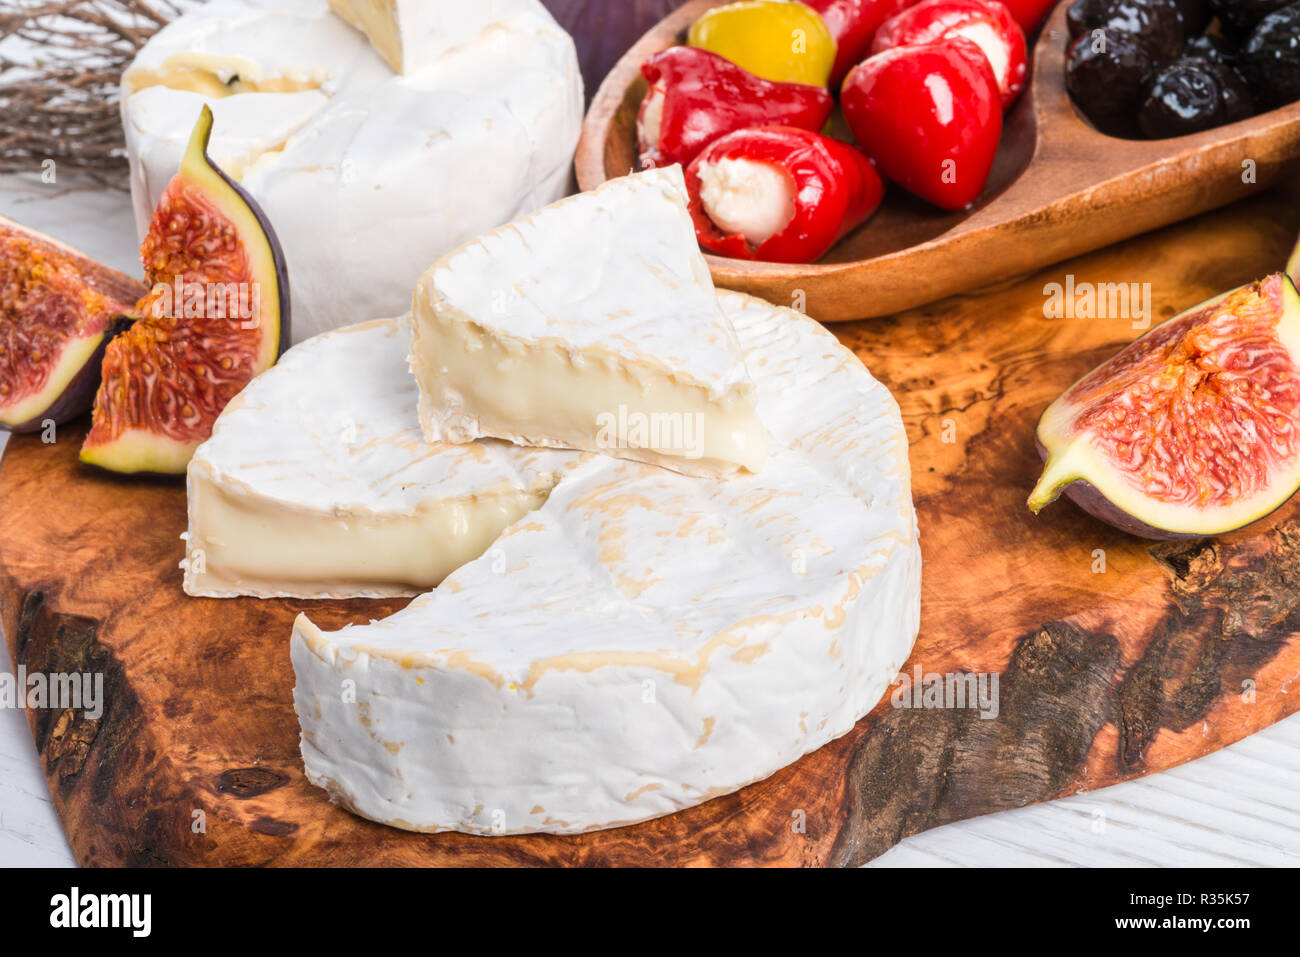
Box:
<box><xmin>283</xmin><ymin>291</ymin><xmax>921</xmax><ymax>834</ymax></box>
<box><xmin>121</xmin><ymin>0</ymin><xmax>583</xmax><ymax>341</ymax></box>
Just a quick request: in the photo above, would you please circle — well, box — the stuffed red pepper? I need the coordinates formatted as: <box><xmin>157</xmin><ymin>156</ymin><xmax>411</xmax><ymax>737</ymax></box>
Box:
<box><xmin>684</xmin><ymin>125</ymin><xmax>883</xmax><ymax>263</ymax></box>
<box><xmin>638</xmin><ymin>46</ymin><xmax>835</xmax><ymax>170</ymax></box>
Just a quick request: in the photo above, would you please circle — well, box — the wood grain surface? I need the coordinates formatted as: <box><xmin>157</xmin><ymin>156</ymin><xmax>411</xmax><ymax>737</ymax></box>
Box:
<box><xmin>3</xmin><ymin>186</ymin><xmax>1300</xmax><ymax>867</ymax></box>
<box><xmin>576</xmin><ymin>0</ymin><xmax>1300</xmax><ymax>321</ymax></box>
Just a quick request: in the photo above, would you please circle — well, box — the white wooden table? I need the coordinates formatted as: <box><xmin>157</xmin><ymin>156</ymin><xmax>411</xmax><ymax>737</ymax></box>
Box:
<box><xmin>2</xmin><ymin>173</ymin><xmax>1298</xmax><ymax>868</ymax></box>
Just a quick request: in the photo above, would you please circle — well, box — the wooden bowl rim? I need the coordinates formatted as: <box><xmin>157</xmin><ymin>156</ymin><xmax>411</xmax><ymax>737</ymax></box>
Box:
<box><xmin>574</xmin><ymin>0</ymin><xmax>1300</xmax><ymax>282</ymax></box>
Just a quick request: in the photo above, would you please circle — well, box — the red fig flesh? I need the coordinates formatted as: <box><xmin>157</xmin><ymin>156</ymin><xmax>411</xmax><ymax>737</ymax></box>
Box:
<box><xmin>1029</xmin><ymin>274</ymin><xmax>1300</xmax><ymax>539</ymax></box>
<box><xmin>80</xmin><ymin>105</ymin><xmax>289</xmax><ymax>474</ymax></box>
<box><xmin>0</xmin><ymin>219</ymin><xmax>141</xmax><ymax>433</ymax></box>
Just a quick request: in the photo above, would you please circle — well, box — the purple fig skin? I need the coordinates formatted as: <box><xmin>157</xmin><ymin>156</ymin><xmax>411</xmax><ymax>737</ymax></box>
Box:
<box><xmin>2</xmin><ymin>314</ymin><xmax>133</xmax><ymax>435</ymax></box>
<box><xmin>5</xmin><ymin>338</ymin><xmax>105</xmax><ymax>434</ymax></box>
<box><xmin>1033</xmin><ymin>435</ymin><xmax>1203</xmax><ymax>541</ymax></box>
<box><xmin>208</xmin><ymin>158</ymin><xmax>291</xmax><ymax>357</ymax></box>
<box><xmin>1032</xmin><ymin>435</ymin><xmax>1292</xmax><ymax>541</ymax></box>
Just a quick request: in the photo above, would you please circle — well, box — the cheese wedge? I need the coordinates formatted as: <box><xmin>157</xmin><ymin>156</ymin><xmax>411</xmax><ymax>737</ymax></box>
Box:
<box><xmin>329</xmin><ymin>0</ymin><xmax>532</xmax><ymax>75</ymax></box>
<box><xmin>292</xmin><ymin>291</ymin><xmax>920</xmax><ymax>834</ymax></box>
<box><xmin>184</xmin><ymin>317</ymin><xmax>582</xmax><ymax>599</ymax></box>
<box><xmin>410</xmin><ymin>166</ymin><xmax>769</xmax><ymax>478</ymax></box>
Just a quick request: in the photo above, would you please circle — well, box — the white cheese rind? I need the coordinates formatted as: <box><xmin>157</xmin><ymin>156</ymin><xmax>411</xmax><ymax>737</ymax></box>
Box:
<box><xmin>293</xmin><ymin>290</ymin><xmax>921</xmax><ymax>834</ymax></box>
<box><xmin>121</xmin><ymin>0</ymin><xmax>582</xmax><ymax>342</ymax></box>
<box><xmin>329</xmin><ymin>0</ymin><xmax>533</xmax><ymax>75</ymax></box>
<box><xmin>411</xmin><ymin>167</ymin><xmax>768</xmax><ymax>477</ymax></box>
<box><xmin>184</xmin><ymin>317</ymin><xmax>582</xmax><ymax>599</ymax></box>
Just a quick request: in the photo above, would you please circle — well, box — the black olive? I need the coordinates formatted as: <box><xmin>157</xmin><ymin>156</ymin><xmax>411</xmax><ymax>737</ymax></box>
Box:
<box><xmin>1067</xmin><ymin>27</ymin><xmax>1155</xmax><ymax>136</ymax></box>
<box><xmin>1208</xmin><ymin>0</ymin><xmax>1290</xmax><ymax>36</ymax></box>
<box><xmin>1064</xmin><ymin>0</ymin><xmax>1184</xmax><ymax>62</ymax></box>
<box><xmin>1137</xmin><ymin>56</ymin><xmax>1253</xmax><ymax>136</ymax></box>
<box><xmin>1238</xmin><ymin>2</ymin><xmax>1300</xmax><ymax>108</ymax></box>
<box><xmin>1205</xmin><ymin>60</ymin><xmax>1256</xmax><ymax>120</ymax></box>
<box><xmin>1184</xmin><ymin>33</ymin><xmax>1236</xmax><ymax>66</ymax></box>
<box><xmin>1066</xmin><ymin>0</ymin><xmax>1108</xmax><ymax>37</ymax></box>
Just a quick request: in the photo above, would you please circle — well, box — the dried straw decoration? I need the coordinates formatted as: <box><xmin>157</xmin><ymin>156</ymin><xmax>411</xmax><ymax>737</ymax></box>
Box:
<box><xmin>0</xmin><ymin>0</ymin><xmax>182</xmax><ymax>187</ymax></box>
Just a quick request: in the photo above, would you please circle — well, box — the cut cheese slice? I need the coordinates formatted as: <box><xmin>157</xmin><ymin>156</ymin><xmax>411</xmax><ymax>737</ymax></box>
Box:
<box><xmin>292</xmin><ymin>290</ymin><xmax>920</xmax><ymax>834</ymax></box>
<box><xmin>329</xmin><ymin>0</ymin><xmax>532</xmax><ymax>75</ymax></box>
<box><xmin>410</xmin><ymin>166</ymin><xmax>769</xmax><ymax>478</ymax></box>
<box><xmin>184</xmin><ymin>317</ymin><xmax>583</xmax><ymax>599</ymax></box>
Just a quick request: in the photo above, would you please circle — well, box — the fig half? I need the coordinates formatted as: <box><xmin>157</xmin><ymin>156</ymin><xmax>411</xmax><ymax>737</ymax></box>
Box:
<box><xmin>0</xmin><ymin>219</ymin><xmax>142</xmax><ymax>433</ymax></box>
<box><xmin>80</xmin><ymin>106</ymin><xmax>289</xmax><ymax>474</ymax></box>
<box><xmin>1029</xmin><ymin>274</ymin><xmax>1300</xmax><ymax>539</ymax></box>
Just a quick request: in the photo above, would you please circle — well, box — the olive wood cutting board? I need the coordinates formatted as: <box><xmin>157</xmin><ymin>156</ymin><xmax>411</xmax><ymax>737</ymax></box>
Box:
<box><xmin>576</xmin><ymin>0</ymin><xmax>1300</xmax><ymax>321</ymax></box>
<box><xmin>3</xmin><ymin>188</ymin><xmax>1300</xmax><ymax>867</ymax></box>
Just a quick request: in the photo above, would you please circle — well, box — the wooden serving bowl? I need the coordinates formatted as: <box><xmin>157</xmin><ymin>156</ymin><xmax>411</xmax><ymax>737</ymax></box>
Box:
<box><xmin>575</xmin><ymin>0</ymin><xmax>1300</xmax><ymax>321</ymax></box>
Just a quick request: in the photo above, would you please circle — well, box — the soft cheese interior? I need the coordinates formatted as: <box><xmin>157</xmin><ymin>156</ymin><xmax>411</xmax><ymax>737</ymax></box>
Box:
<box><xmin>410</xmin><ymin>167</ymin><xmax>770</xmax><ymax>478</ymax></box>
<box><xmin>185</xmin><ymin>318</ymin><xmax>583</xmax><ymax>599</ymax></box>
<box><xmin>291</xmin><ymin>291</ymin><xmax>920</xmax><ymax>835</ymax></box>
